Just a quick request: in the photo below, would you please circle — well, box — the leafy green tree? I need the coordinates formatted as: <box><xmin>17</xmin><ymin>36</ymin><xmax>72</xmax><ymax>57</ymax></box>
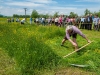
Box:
<box><xmin>53</xmin><ymin>12</ymin><xmax>59</xmax><ymax>17</ymax></box>
<box><xmin>0</xmin><ymin>14</ymin><xmax>3</xmax><ymax>17</ymax></box>
<box><xmin>39</xmin><ymin>14</ymin><xmax>43</xmax><ymax>18</ymax></box>
<box><xmin>31</xmin><ymin>10</ymin><xmax>39</xmax><ymax>18</ymax></box>
<box><xmin>98</xmin><ymin>10</ymin><xmax>100</xmax><ymax>17</ymax></box>
<box><xmin>39</xmin><ymin>13</ymin><xmax>49</xmax><ymax>18</ymax></box>
<box><xmin>44</xmin><ymin>14</ymin><xmax>49</xmax><ymax>18</ymax></box>
<box><xmin>13</xmin><ymin>14</ymin><xmax>19</xmax><ymax>18</ymax></box>
<box><xmin>93</xmin><ymin>10</ymin><xmax>100</xmax><ymax>17</ymax></box>
<box><xmin>69</xmin><ymin>12</ymin><xmax>78</xmax><ymax>18</ymax></box>
<box><xmin>13</xmin><ymin>14</ymin><xmax>30</xmax><ymax>18</ymax></box>
<box><xmin>84</xmin><ymin>9</ymin><xmax>91</xmax><ymax>16</ymax></box>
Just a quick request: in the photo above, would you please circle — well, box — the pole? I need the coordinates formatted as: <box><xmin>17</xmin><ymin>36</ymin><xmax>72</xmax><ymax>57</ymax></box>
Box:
<box><xmin>24</xmin><ymin>8</ymin><xmax>27</xmax><ymax>21</ymax></box>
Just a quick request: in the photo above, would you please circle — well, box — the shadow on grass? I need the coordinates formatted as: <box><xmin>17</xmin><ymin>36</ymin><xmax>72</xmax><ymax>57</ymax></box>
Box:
<box><xmin>61</xmin><ymin>45</ymin><xmax>69</xmax><ymax>48</ymax></box>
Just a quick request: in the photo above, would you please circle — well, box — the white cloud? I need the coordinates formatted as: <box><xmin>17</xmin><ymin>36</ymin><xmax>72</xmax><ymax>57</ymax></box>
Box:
<box><xmin>5</xmin><ymin>0</ymin><xmax>57</xmax><ymax>7</ymax></box>
<box><xmin>26</xmin><ymin>0</ymin><xmax>57</xmax><ymax>4</ymax></box>
<box><xmin>76</xmin><ymin>0</ymin><xmax>100</xmax><ymax>2</ymax></box>
<box><xmin>50</xmin><ymin>7</ymin><xmax>77</xmax><ymax>10</ymax></box>
<box><xmin>1</xmin><ymin>0</ymin><xmax>100</xmax><ymax>16</ymax></box>
<box><xmin>0</xmin><ymin>0</ymin><xmax>3</xmax><ymax>2</ymax></box>
<box><xmin>0</xmin><ymin>6</ymin><xmax>3</xmax><ymax>9</ymax></box>
<box><xmin>4</xmin><ymin>0</ymin><xmax>57</xmax><ymax>7</ymax></box>
<box><xmin>5</xmin><ymin>2</ymin><xmax>45</xmax><ymax>7</ymax></box>
<box><xmin>0</xmin><ymin>6</ymin><xmax>76</xmax><ymax>16</ymax></box>
<box><xmin>4</xmin><ymin>0</ymin><xmax>57</xmax><ymax>6</ymax></box>
<box><xmin>35</xmin><ymin>6</ymin><xmax>77</xmax><ymax>16</ymax></box>
<box><xmin>1</xmin><ymin>5</ymin><xmax>100</xmax><ymax>16</ymax></box>
<box><xmin>17</xmin><ymin>9</ymin><xmax>24</xmax><ymax>12</ymax></box>
<box><xmin>0</xmin><ymin>6</ymin><xmax>23</xmax><ymax>16</ymax></box>
<box><xmin>65</xmin><ymin>4</ymin><xmax>88</xmax><ymax>7</ymax></box>
<box><xmin>6</xmin><ymin>0</ymin><xmax>13</xmax><ymax>1</ymax></box>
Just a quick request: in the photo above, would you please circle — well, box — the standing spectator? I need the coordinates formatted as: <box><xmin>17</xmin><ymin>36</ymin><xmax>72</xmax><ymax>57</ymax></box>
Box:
<box><xmin>38</xmin><ymin>18</ymin><xmax>42</xmax><ymax>24</ymax></box>
<box><xmin>51</xmin><ymin>17</ymin><xmax>55</xmax><ymax>25</ymax></box>
<box><xmin>47</xmin><ymin>17</ymin><xmax>52</xmax><ymax>26</ymax></box>
<box><xmin>9</xmin><ymin>18</ymin><xmax>11</xmax><ymax>22</ymax></box>
<box><xmin>89</xmin><ymin>14</ymin><xmax>93</xmax><ymax>30</ymax></box>
<box><xmin>62</xmin><ymin>15</ymin><xmax>66</xmax><ymax>27</ymax></box>
<box><xmin>93</xmin><ymin>15</ymin><xmax>99</xmax><ymax>31</ymax></box>
<box><xmin>85</xmin><ymin>15</ymin><xmax>88</xmax><ymax>30</ymax></box>
<box><xmin>87</xmin><ymin>14</ymin><xmax>93</xmax><ymax>30</ymax></box>
<box><xmin>36</xmin><ymin>18</ymin><xmax>39</xmax><ymax>24</ymax></box>
<box><xmin>80</xmin><ymin>16</ymin><xmax>85</xmax><ymax>29</ymax></box>
<box><xmin>75</xmin><ymin>16</ymin><xmax>80</xmax><ymax>28</ymax></box>
<box><xmin>30</xmin><ymin>17</ymin><xmax>33</xmax><ymax>25</ymax></box>
<box><xmin>98</xmin><ymin>18</ymin><xmax>100</xmax><ymax>31</ymax></box>
<box><xmin>58</xmin><ymin>15</ymin><xmax>63</xmax><ymax>27</ymax></box>
<box><xmin>34</xmin><ymin>18</ymin><xmax>36</xmax><ymax>23</ymax></box>
<box><xmin>42</xmin><ymin>17</ymin><xmax>45</xmax><ymax>26</ymax></box>
<box><xmin>55</xmin><ymin>16</ymin><xmax>59</xmax><ymax>26</ymax></box>
<box><xmin>11</xmin><ymin>18</ymin><xmax>14</xmax><ymax>22</ymax></box>
<box><xmin>86</xmin><ymin>14</ymin><xmax>89</xmax><ymax>30</ymax></box>
<box><xmin>67</xmin><ymin>16</ymin><xmax>71</xmax><ymax>25</ymax></box>
<box><xmin>16</xmin><ymin>18</ymin><xmax>20</xmax><ymax>22</ymax></box>
<box><xmin>18</xmin><ymin>18</ymin><xmax>20</xmax><ymax>22</ymax></box>
<box><xmin>7</xmin><ymin>18</ymin><xmax>10</xmax><ymax>23</ymax></box>
<box><xmin>16</xmin><ymin>18</ymin><xmax>18</xmax><ymax>22</ymax></box>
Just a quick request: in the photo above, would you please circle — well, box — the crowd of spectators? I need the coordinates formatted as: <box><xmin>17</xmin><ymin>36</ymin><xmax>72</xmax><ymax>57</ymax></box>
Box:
<box><xmin>7</xmin><ymin>14</ymin><xmax>100</xmax><ymax>31</ymax></box>
<box><xmin>34</xmin><ymin>14</ymin><xmax>100</xmax><ymax>31</ymax></box>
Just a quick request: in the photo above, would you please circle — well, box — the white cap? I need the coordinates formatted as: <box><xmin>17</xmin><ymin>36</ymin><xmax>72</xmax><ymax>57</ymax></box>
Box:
<box><xmin>66</xmin><ymin>25</ymin><xmax>73</xmax><ymax>31</ymax></box>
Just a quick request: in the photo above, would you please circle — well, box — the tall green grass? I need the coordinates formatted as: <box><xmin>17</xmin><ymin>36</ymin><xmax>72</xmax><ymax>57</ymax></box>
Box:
<box><xmin>0</xmin><ymin>21</ymin><xmax>100</xmax><ymax>75</ymax></box>
<box><xmin>0</xmin><ymin>23</ymin><xmax>62</xmax><ymax>75</ymax></box>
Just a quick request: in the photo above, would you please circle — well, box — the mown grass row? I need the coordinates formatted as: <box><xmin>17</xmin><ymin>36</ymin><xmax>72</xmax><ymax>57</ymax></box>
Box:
<box><xmin>0</xmin><ymin>22</ymin><xmax>100</xmax><ymax>75</ymax></box>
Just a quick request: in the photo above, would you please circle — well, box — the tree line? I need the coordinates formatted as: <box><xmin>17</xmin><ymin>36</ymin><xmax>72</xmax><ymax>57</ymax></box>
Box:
<box><xmin>0</xmin><ymin>9</ymin><xmax>100</xmax><ymax>18</ymax></box>
<box><xmin>30</xmin><ymin>9</ymin><xmax>100</xmax><ymax>18</ymax></box>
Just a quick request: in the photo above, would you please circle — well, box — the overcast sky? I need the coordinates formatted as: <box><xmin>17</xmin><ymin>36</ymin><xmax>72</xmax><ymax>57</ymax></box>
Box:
<box><xmin>0</xmin><ymin>0</ymin><xmax>100</xmax><ymax>16</ymax></box>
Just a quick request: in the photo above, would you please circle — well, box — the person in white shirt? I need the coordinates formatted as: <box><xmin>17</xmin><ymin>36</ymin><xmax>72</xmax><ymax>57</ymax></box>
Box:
<box><xmin>42</xmin><ymin>17</ymin><xmax>45</xmax><ymax>26</ymax></box>
<box><xmin>93</xmin><ymin>15</ymin><xmax>99</xmax><ymax>31</ymax></box>
<box><xmin>55</xmin><ymin>16</ymin><xmax>59</xmax><ymax>26</ymax></box>
<box><xmin>20</xmin><ymin>18</ymin><xmax>25</xmax><ymax>24</ymax></box>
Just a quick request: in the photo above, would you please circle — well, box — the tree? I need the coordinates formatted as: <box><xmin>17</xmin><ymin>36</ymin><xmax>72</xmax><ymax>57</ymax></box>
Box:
<box><xmin>69</xmin><ymin>12</ymin><xmax>78</xmax><ymax>18</ymax></box>
<box><xmin>53</xmin><ymin>12</ymin><xmax>59</xmax><ymax>17</ymax></box>
<box><xmin>13</xmin><ymin>14</ymin><xmax>30</xmax><ymax>18</ymax></box>
<box><xmin>98</xmin><ymin>10</ymin><xmax>100</xmax><ymax>17</ymax></box>
<box><xmin>93</xmin><ymin>10</ymin><xmax>100</xmax><ymax>17</ymax></box>
<box><xmin>0</xmin><ymin>14</ymin><xmax>3</xmax><ymax>17</ymax></box>
<box><xmin>84</xmin><ymin>9</ymin><xmax>91</xmax><ymax>16</ymax></box>
<box><xmin>31</xmin><ymin>10</ymin><xmax>39</xmax><ymax>18</ymax></box>
<box><xmin>44</xmin><ymin>14</ymin><xmax>49</xmax><ymax>18</ymax></box>
<box><xmin>13</xmin><ymin>14</ymin><xmax>19</xmax><ymax>17</ymax></box>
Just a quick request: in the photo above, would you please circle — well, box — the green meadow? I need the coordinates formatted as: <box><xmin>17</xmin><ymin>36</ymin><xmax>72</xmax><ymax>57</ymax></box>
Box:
<box><xmin>0</xmin><ymin>18</ymin><xmax>100</xmax><ymax>75</ymax></box>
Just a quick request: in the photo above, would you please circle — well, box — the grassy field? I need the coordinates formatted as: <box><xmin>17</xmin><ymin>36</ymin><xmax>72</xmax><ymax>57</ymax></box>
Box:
<box><xmin>0</xmin><ymin>19</ymin><xmax>100</xmax><ymax>75</ymax></box>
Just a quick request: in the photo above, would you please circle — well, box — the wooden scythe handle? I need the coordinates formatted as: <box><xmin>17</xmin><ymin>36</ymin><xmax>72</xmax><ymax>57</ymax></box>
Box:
<box><xmin>63</xmin><ymin>41</ymin><xmax>93</xmax><ymax>58</ymax></box>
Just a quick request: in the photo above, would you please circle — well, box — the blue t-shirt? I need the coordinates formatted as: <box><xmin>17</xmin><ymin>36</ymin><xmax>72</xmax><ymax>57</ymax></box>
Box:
<box><xmin>30</xmin><ymin>18</ymin><xmax>32</xmax><ymax>21</ymax></box>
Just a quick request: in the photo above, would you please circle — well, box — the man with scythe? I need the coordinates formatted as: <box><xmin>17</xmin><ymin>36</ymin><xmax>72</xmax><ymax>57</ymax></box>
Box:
<box><xmin>61</xmin><ymin>25</ymin><xmax>91</xmax><ymax>51</ymax></box>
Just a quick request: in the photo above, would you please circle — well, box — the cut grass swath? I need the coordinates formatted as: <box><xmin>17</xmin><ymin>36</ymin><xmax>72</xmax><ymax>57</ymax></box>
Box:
<box><xmin>70</xmin><ymin>64</ymin><xmax>89</xmax><ymax>68</ymax></box>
